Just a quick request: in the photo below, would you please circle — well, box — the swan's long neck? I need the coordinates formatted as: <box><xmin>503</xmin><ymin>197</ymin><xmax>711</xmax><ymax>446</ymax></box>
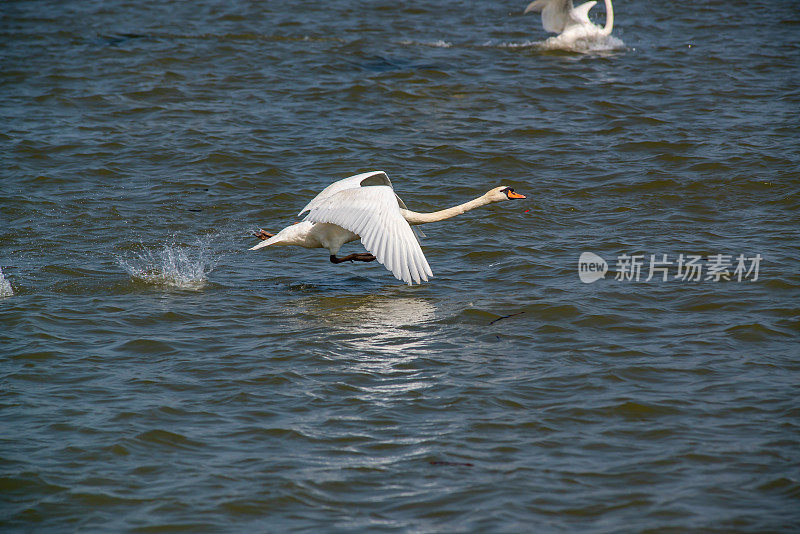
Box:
<box><xmin>400</xmin><ymin>194</ymin><xmax>495</xmax><ymax>225</ymax></box>
<box><xmin>600</xmin><ymin>0</ymin><xmax>614</xmax><ymax>35</ymax></box>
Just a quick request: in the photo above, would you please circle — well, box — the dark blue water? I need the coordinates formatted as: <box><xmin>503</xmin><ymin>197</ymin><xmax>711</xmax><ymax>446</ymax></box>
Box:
<box><xmin>2</xmin><ymin>0</ymin><xmax>799</xmax><ymax>531</ymax></box>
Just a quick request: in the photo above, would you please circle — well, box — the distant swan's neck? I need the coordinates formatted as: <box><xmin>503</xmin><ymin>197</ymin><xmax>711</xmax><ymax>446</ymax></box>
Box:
<box><xmin>600</xmin><ymin>0</ymin><xmax>614</xmax><ymax>35</ymax></box>
<box><xmin>400</xmin><ymin>194</ymin><xmax>493</xmax><ymax>225</ymax></box>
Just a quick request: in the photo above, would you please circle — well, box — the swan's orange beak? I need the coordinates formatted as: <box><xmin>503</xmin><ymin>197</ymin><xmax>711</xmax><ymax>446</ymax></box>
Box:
<box><xmin>507</xmin><ymin>190</ymin><xmax>526</xmax><ymax>199</ymax></box>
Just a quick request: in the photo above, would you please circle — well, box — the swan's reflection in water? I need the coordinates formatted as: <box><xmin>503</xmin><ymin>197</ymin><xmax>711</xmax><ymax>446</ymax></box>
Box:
<box><xmin>296</xmin><ymin>292</ymin><xmax>438</xmax><ymax>372</ymax></box>
<box><xmin>289</xmin><ymin>294</ymin><xmax>441</xmax><ymax>459</ymax></box>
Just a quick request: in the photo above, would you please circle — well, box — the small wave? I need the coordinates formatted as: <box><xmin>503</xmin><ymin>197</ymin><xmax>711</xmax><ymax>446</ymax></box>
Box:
<box><xmin>0</xmin><ymin>267</ymin><xmax>13</xmax><ymax>297</ymax></box>
<box><xmin>117</xmin><ymin>238</ymin><xmax>216</xmax><ymax>290</ymax></box>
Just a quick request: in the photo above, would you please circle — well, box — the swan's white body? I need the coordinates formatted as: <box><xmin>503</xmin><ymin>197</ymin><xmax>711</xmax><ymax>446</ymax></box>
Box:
<box><xmin>250</xmin><ymin>171</ymin><xmax>525</xmax><ymax>285</ymax></box>
<box><xmin>524</xmin><ymin>0</ymin><xmax>614</xmax><ymax>44</ymax></box>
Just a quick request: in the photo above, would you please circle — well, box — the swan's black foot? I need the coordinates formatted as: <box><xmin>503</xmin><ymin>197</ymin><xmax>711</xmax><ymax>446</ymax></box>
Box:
<box><xmin>330</xmin><ymin>253</ymin><xmax>377</xmax><ymax>264</ymax></box>
<box><xmin>253</xmin><ymin>229</ymin><xmax>274</xmax><ymax>240</ymax></box>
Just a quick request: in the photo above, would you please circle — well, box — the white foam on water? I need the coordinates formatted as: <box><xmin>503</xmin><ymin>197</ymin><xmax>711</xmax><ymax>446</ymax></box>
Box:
<box><xmin>399</xmin><ymin>39</ymin><xmax>453</xmax><ymax>48</ymax></box>
<box><xmin>493</xmin><ymin>33</ymin><xmax>624</xmax><ymax>53</ymax></box>
<box><xmin>494</xmin><ymin>40</ymin><xmax>539</xmax><ymax>49</ymax></box>
<box><xmin>537</xmin><ymin>32</ymin><xmax>625</xmax><ymax>53</ymax></box>
<box><xmin>0</xmin><ymin>267</ymin><xmax>13</xmax><ymax>298</ymax></box>
<box><xmin>118</xmin><ymin>238</ymin><xmax>217</xmax><ymax>290</ymax></box>
<box><xmin>426</xmin><ymin>39</ymin><xmax>453</xmax><ymax>48</ymax></box>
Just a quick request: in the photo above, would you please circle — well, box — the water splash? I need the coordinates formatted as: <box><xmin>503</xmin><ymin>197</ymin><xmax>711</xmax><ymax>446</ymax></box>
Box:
<box><xmin>117</xmin><ymin>238</ymin><xmax>217</xmax><ymax>290</ymax></box>
<box><xmin>0</xmin><ymin>267</ymin><xmax>13</xmax><ymax>298</ymax></box>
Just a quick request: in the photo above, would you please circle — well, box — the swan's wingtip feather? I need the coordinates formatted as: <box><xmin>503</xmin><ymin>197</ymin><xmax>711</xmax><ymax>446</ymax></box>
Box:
<box><xmin>249</xmin><ymin>240</ymin><xmax>270</xmax><ymax>251</ymax></box>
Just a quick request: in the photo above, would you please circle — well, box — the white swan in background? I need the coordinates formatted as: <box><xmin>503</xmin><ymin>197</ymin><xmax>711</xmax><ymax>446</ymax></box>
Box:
<box><xmin>524</xmin><ymin>0</ymin><xmax>614</xmax><ymax>43</ymax></box>
<box><xmin>250</xmin><ymin>171</ymin><xmax>526</xmax><ymax>285</ymax></box>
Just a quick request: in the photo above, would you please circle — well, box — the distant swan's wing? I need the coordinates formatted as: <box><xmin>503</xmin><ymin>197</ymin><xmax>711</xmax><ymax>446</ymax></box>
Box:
<box><xmin>304</xmin><ymin>185</ymin><xmax>433</xmax><ymax>285</ymax></box>
<box><xmin>571</xmin><ymin>0</ymin><xmax>597</xmax><ymax>25</ymax></box>
<box><xmin>525</xmin><ymin>0</ymin><xmax>575</xmax><ymax>33</ymax></box>
<box><xmin>298</xmin><ymin>171</ymin><xmax>392</xmax><ymax>216</ymax></box>
<box><xmin>524</xmin><ymin>0</ymin><xmax>549</xmax><ymax>13</ymax></box>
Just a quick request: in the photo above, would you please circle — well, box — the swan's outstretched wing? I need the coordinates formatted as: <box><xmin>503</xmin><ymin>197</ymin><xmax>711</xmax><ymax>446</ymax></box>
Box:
<box><xmin>525</xmin><ymin>0</ymin><xmax>575</xmax><ymax>33</ymax></box>
<box><xmin>298</xmin><ymin>170</ymin><xmax>425</xmax><ymax>240</ymax></box>
<box><xmin>304</xmin><ymin>185</ymin><xmax>433</xmax><ymax>285</ymax></box>
<box><xmin>298</xmin><ymin>171</ymin><xmax>392</xmax><ymax>216</ymax></box>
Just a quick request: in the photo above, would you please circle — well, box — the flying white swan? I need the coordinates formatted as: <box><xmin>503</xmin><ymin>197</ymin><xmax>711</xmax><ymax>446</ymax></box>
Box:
<box><xmin>249</xmin><ymin>171</ymin><xmax>526</xmax><ymax>285</ymax></box>
<box><xmin>524</xmin><ymin>0</ymin><xmax>614</xmax><ymax>42</ymax></box>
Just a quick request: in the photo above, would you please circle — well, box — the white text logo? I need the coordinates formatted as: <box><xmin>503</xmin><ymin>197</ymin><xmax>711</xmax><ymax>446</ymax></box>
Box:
<box><xmin>579</xmin><ymin>253</ymin><xmax>763</xmax><ymax>282</ymax></box>
<box><xmin>578</xmin><ymin>252</ymin><xmax>608</xmax><ymax>284</ymax></box>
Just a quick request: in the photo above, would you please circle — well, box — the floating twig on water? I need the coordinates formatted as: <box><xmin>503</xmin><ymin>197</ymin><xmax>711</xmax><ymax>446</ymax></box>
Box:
<box><xmin>489</xmin><ymin>311</ymin><xmax>525</xmax><ymax>325</ymax></box>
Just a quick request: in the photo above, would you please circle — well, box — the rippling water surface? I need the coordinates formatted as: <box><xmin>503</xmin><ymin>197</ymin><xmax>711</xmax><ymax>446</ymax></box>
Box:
<box><xmin>2</xmin><ymin>0</ymin><xmax>799</xmax><ymax>531</ymax></box>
